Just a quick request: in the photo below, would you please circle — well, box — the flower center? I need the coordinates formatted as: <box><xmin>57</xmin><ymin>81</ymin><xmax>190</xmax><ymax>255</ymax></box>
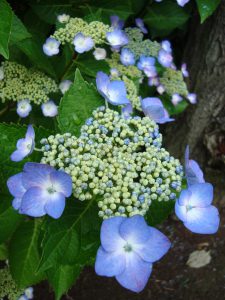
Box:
<box><xmin>47</xmin><ymin>186</ymin><xmax>56</xmax><ymax>194</ymax></box>
<box><xmin>123</xmin><ymin>243</ymin><xmax>133</xmax><ymax>252</ymax></box>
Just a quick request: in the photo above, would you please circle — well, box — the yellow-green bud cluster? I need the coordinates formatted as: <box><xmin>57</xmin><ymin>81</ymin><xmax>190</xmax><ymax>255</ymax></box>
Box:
<box><xmin>122</xmin><ymin>75</ymin><xmax>141</xmax><ymax>110</ymax></box>
<box><xmin>0</xmin><ymin>61</ymin><xmax>58</xmax><ymax>105</ymax></box>
<box><xmin>160</xmin><ymin>68</ymin><xmax>188</xmax><ymax>97</ymax></box>
<box><xmin>124</xmin><ymin>28</ymin><xmax>161</xmax><ymax>59</ymax></box>
<box><xmin>52</xmin><ymin>17</ymin><xmax>110</xmax><ymax>45</ymax></box>
<box><xmin>41</xmin><ymin>107</ymin><xmax>183</xmax><ymax>219</ymax></box>
<box><xmin>0</xmin><ymin>267</ymin><xmax>23</xmax><ymax>300</ymax></box>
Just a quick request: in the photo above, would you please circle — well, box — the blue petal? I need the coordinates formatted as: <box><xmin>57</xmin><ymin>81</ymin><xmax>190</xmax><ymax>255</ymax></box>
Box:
<box><xmin>116</xmin><ymin>252</ymin><xmax>152</xmax><ymax>292</ymax></box>
<box><xmin>186</xmin><ymin>160</ymin><xmax>205</xmax><ymax>185</ymax></box>
<box><xmin>25</xmin><ymin>125</ymin><xmax>35</xmax><ymax>140</ymax></box>
<box><xmin>7</xmin><ymin>173</ymin><xmax>26</xmax><ymax>198</ymax></box>
<box><xmin>134</xmin><ymin>227</ymin><xmax>171</xmax><ymax>263</ymax></box>
<box><xmin>11</xmin><ymin>148</ymin><xmax>29</xmax><ymax>162</ymax></box>
<box><xmin>101</xmin><ymin>216</ymin><xmax>126</xmax><ymax>252</ymax></box>
<box><xmin>95</xmin><ymin>246</ymin><xmax>126</xmax><ymax>277</ymax></box>
<box><xmin>12</xmin><ymin>197</ymin><xmax>22</xmax><ymax>210</ymax></box>
<box><xmin>22</xmin><ymin>163</ymin><xmax>54</xmax><ymax>189</ymax></box>
<box><xmin>175</xmin><ymin>201</ymin><xmax>187</xmax><ymax>222</ymax></box>
<box><xmin>20</xmin><ymin>187</ymin><xmax>46</xmax><ymax>217</ymax></box>
<box><xmin>178</xmin><ymin>189</ymin><xmax>191</xmax><ymax>206</ymax></box>
<box><xmin>44</xmin><ymin>192</ymin><xmax>65</xmax><ymax>219</ymax></box>
<box><xmin>145</xmin><ymin>105</ymin><xmax>165</xmax><ymax>121</ymax></box>
<box><xmin>189</xmin><ymin>183</ymin><xmax>213</xmax><ymax>207</ymax></box>
<box><xmin>107</xmin><ymin>81</ymin><xmax>129</xmax><ymax>105</ymax></box>
<box><xmin>185</xmin><ymin>205</ymin><xmax>220</xmax><ymax>234</ymax></box>
<box><xmin>119</xmin><ymin>215</ymin><xmax>150</xmax><ymax>244</ymax></box>
<box><xmin>96</xmin><ymin>71</ymin><xmax>110</xmax><ymax>98</ymax></box>
<box><xmin>50</xmin><ymin>171</ymin><xmax>72</xmax><ymax>197</ymax></box>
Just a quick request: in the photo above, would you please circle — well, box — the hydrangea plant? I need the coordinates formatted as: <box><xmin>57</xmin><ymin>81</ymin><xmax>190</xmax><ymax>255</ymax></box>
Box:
<box><xmin>0</xmin><ymin>0</ymin><xmax>222</xmax><ymax>299</ymax></box>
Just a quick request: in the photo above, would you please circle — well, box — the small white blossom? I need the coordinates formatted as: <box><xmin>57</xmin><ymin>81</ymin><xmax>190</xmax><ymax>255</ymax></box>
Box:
<box><xmin>57</xmin><ymin>14</ymin><xmax>70</xmax><ymax>23</ymax></box>
<box><xmin>17</xmin><ymin>99</ymin><xmax>32</xmax><ymax>118</ymax></box>
<box><xmin>93</xmin><ymin>48</ymin><xmax>107</xmax><ymax>60</ymax></box>
<box><xmin>41</xmin><ymin>100</ymin><xmax>58</xmax><ymax>117</ymax></box>
<box><xmin>59</xmin><ymin>80</ymin><xmax>72</xmax><ymax>94</ymax></box>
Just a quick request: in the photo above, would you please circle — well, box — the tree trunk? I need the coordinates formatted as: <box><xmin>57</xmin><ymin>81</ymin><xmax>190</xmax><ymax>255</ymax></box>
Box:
<box><xmin>164</xmin><ymin>0</ymin><xmax>225</xmax><ymax>174</ymax></box>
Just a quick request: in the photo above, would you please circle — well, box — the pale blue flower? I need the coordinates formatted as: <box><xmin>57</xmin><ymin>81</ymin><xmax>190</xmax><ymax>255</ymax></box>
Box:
<box><xmin>135</xmin><ymin>18</ymin><xmax>148</xmax><ymax>34</ymax></box>
<box><xmin>11</xmin><ymin>125</ymin><xmax>35</xmax><ymax>162</ymax></box>
<box><xmin>177</xmin><ymin>0</ymin><xmax>190</xmax><ymax>7</ymax></box>
<box><xmin>185</xmin><ymin>146</ymin><xmax>205</xmax><ymax>186</ymax></box>
<box><xmin>73</xmin><ymin>33</ymin><xmax>94</xmax><ymax>53</ymax></box>
<box><xmin>17</xmin><ymin>99</ymin><xmax>32</xmax><ymax>118</ymax></box>
<box><xmin>43</xmin><ymin>37</ymin><xmax>60</xmax><ymax>56</ymax></box>
<box><xmin>158</xmin><ymin>49</ymin><xmax>173</xmax><ymax>68</ymax></box>
<box><xmin>96</xmin><ymin>71</ymin><xmax>130</xmax><ymax>106</ymax></box>
<box><xmin>59</xmin><ymin>80</ymin><xmax>72</xmax><ymax>94</ymax></box>
<box><xmin>137</xmin><ymin>55</ymin><xmax>155</xmax><ymax>71</ymax></box>
<box><xmin>41</xmin><ymin>100</ymin><xmax>58</xmax><ymax>117</ymax></box>
<box><xmin>171</xmin><ymin>93</ymin><xmax>183</xmax><ymax>106</ymax></box>
<box><xmin>120</xmin><ymin>48</ymin><xmax>135</xmax><ymax>66</ymax></box>
<box><xmin>181</xmin><ymin>63</ymin><xmax>189</xmax><ymax>77</ymax></box>
<box><xmin>110</xmin><ymin>15</ymin><xmax>124</xmax><ymax>29</ymax></box>
<box><xmin>175</xmin><ymin>183</ymin><xmax>220</xmax><ymax>234</ymax></box>
<box><xmin>7</xmin><ymin>162</ymin><xmax>72</xmax><ymax>219</ymax></box>
<box><xmin>95</xmin><ymin>215</ymin><xmax>170</xmax><ymax>292</ymax></box>
<box><xmin>142</xmin><ymin>97</ymin><xmax>174</xmax><ymax>124</ymax></box>
<box><xmin>161</xmin><ymin>40</ymin><xmax>172</xmax><ymax>53</ymax></box>
<box><xmin>122</xmin><ymin>103</ymin><xmax>133</xmax><ymax>119</ymax></box>
<box><xmin>187</xmin><ymin>93</ymin><xmax>197</xmax><ymax>104</ymax></box>
<box><xmin>106</xmin><ymin>29</ymin><xmax>129</xmax><ymax>50</ymax></box>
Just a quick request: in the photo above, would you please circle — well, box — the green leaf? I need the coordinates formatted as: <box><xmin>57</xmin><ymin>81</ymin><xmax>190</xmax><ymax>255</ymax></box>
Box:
<box><xmin>38</xmin><ymin>198</ymin><xmax>100</xmax><ymax>273</ymax></box>
<box><xmin>8</xmin><ymin>220</ymin><xmax>45</xmax><ymax>288</ymax></box>
<box><xmin>10</xmin><ymin>14</ymin><xmax>32</xmax><ymax>44</ymax></box>
<box><xmin>145</xmin><ymin>200</ymin><xmax>175</xmax><ymax>226</ymax></box>
<box><xmin>143</xmin><ymin>1</ymin><xmax>190</xmax><ymax>37</ymax></box>
<box><xmin>196</xmin><ymin>0</ymin><xmax>221</xmax><ymax>23</ymax></box>
<box><xmin>163</xmin><ymin>97</ymin><xmax>188</xmax><ymax>116</ymax></box>
<box><xmin>57</xmin><ymin>68</ymin><xmax>103</xmax><ymax>136</ymax></box>
<box><xmin>0</xmin><ymin>0</ymin><xmax>13</xmax><ymax>59</ymax></box>
<box><xmin>47</xmin><ymin>264</ymin><xmax>82</xmax><ymax>300</ymax></box>
<box><xmin>0</xmin><ymin>243</ymin><xmax>8</xmax><ymax>260</ymax></box>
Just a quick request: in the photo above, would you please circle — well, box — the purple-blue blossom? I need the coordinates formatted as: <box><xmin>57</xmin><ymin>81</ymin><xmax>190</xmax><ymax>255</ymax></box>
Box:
<box><xmin>158</xmin><ymin>49</ymin><xmax>173</xmax><ymax>68</ymax></box>
<box><xmin>43</xmin><ymin>37</ymin><xmax>60</xmax><ymax>56</ymax></box>
<box><xmin>187</xmin><ymin>93</ymin><xmax>197</xmax><ymax>104</ymax></box>
<box><xmin>120</xmin><ymin>48</ymin><xmax>135</xmax><ymax>66</ymax></box>
<box><xmin>11</xmin><ymin>125</ymin><xmax>35</xmax><ymax>162</ymax></box>
<box><xmin>106</xmin><ymin>29</ymin><xmax>129</xmax><ymax>50</ymax></box>
<box><xmin>161</xmin><ymin>40</ymin><xmax>172</xmax><ymax>53</ymax></box>
<box><xmin>137</xmin><ymin>55</ymin><xmax>155</xmax><ymax>71</ymax></box>
<box><xmin>141</xmin><ymin>97</ymin><xmax>174</xmax><ymax>124</ymax></box>
<box><xmin>177</xmin><ymin>0</ymin><xmax>190</xmax><ymax>7</ymax></box>
<box><xmin>41</xmin><ymin>100</ymin><xmax>58</xmax><ymax>117</ymax></box>
<box><xmin>95</xmin><ymin>215</ymin><xmax>170</xmax><ymax>292</ymax></box>
<box><xmin>110</xmin><ymin>15</ymin><xmax>124</xmax><ymax>29</ymax></box>
<box><xmin>185</xmin><ymin>146</ymin><xmax>205</xmax><ymax>186</ymax></box>
<box><xmin>96</xmin><ymin>71</ymin><xmax>130</xmax><ymax>106</ymax></box>
<box><xmin>135</xmin><ymin>18</ymin><xmax>148</xmax><ymax>34</ymax></box>
<box><xmin>181</xmin><ymin>63</ymin><xmax>189</xmax><ymax>77</ymax></box>
<box><xmin>171</xmin><ymin>93</ymin><xmax>183</xmax><ymax>106</ymax></box>
<box><xmin>17</xmin><ymin>99</ymin><xmax>32</xmax><ymax>118</ymax></box>
<box><xmin>175</xmin><ymin>183</ymin><xmax>220</xmax><ymax>234</ymax></box>
<box><xmin>7</xmin><ymin>162</ymin><xmax>72</xmax><ymax>219</ymax></box>
<box><xmin>73</xmin><ymin>33</ymin><xmax>94</xmax><ymax>53</ymax></box>
<box><xmin>122</xmin><ymin>103</ymin><xmax>133</xmax><ymax>119</ymax></box>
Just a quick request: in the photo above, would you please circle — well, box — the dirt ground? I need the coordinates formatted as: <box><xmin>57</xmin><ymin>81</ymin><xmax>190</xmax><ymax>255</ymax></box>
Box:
<box><xmin>36</xmin><ymin>169</ymin><xmax>225</xmax><ymax>300</ymax></box>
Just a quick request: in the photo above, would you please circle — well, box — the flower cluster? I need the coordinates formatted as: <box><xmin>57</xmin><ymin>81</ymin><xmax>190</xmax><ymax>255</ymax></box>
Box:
<box><xmin>0</xmin><ymin>267</ymin><xmax>24</xmax><ymax>300</ymax></box>
<box><xmin>41</xmin><ymin>107</ymin><xmax>183</xmax><ymax>219</ymax></box>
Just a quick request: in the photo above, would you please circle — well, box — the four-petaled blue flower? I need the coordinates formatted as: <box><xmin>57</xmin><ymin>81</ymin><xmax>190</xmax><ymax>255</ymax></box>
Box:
<box><xmin>142</xmin><ymin>97</ymin><xmax>174</xmax><ymax>124</ymax></box>
<box><xmin>11</xmin><ymin>125</ymin><xmax>35</xmax><ymax>162</ymax></box>
<box><xmin>110</xmin><ymin>15</ymin><xmax>124</xmax><ymax>29</ymax></box>
<box><xmin>158</xmin><ymin>49</ymin><xmax>173</xmax><ymax>68</ymax></box>
<box><xmin>135</xmin><ymin>18</ymin><xmax>148</xmax><ymax>34</ymax></box>
<box><xmin>96</xmin><ymin>71</ymin><xmax>130</xmax><ymax>106</ymax></box>
<box><xmin>185</xmin><ymin>146</ymin><xmax>205</xmax><ymax>186</ymax></box>
<box><xmin>17</xmin><ymin>99</ymin><xmax>32</xmax><ymax>118</ymax></box>
<box><xmin>106</xmin><ymin>29</ymin><xmax>129</xmax><ymax>51</ymax></box>
<box><xmin>43</xmin><ymin>37</ymin><xmax>60</xmax><ymax>56</ymax></box>
<box><xmin>73</xmin><ymin>33</ymin><xmax>94</xmax><ymax>53</ymax></box>
<box><xmin>41</xmin><ymin>100</ymin><xmax>58</xmax><ymax>117</ymax></box>
<box><xmin>175</xmin><ymin>183</ymin><xmax>220</xmax><ymax>234</ymax></box>
<box><xmin>95</xmin><ymin>215</ymin><xmax>171</xmax><ymax>292</ymax></box>
<box><xmin>7</xmin><ymin>162</ymin><xmax>72</xmax><ymax>219</ymax></box>
<box><xmin>120</xmin><ymin>48</ymin><xmax>135</xmax><ymax>66</ymax></box>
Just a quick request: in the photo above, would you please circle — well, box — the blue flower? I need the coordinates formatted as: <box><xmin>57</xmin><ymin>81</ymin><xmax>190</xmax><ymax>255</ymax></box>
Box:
<box><xmin>41</xmin><ymin>100</ymin><xmax>58</xmax><ymax>117</ymax></box>
<box><xmin>106</xmin><ymin>29</ymin><xmax>129</xmax><ymax>51</ymax></box>
<box><xmin>7</xmin><ymin>162</ymin><xmax>72</xmax><ymax>219</ymax></box>
<box><xmin>171</xmin><ymin>93</ymin><xmax>183</xmax><ymax>106</ymax></box>
<box><xmin>11</xmin><ymin>125</ymin><xmax>35</xmax><ymax>162</ymax></box>
<box><xmin>43</xmin><ymin>37</ymin><xmax>60</xmax><ymax>56</ymax></box>
<box><xmin>73</xmin><ymin>33</ymin><xmax>94</xmax><ymax>53</ymax></box>
<box><xmin>120</xmin><ymin>48</ymin><xmax>135</xmax><ymax>66</ymax></box>
<box><xmin>141</xmin><ymin>97</ymin><xmax>174</xmax><ymax>124</ymax></box>
<box><xmin>161</xmin><ymin>40</ymin><xmax>172</xmax><ymax>53</ymax></box>
<box><xmin>177</xmin><ymin>0</ymin><xmax>190</xmax><ymax>6</ymax></box>
<box><xmin>175</xmin><ymin>183</ymin><xmax>220</xmax><ymax>234</ymax></box>
<box><xmin>96</xmin><ymin>71</ymin><xmax>130</xmax><ymax>106</ymax></box>
<box><xmin>122</xmin><ymin>103</ymin><xmax>133</xmax><ymax>119</ymax></box>
<box><xmin>187</xmin><ymin>93</ymin><xmax>197</xmax><ymax>104</ymax></box>
<box><xmin>59</xmin><ymin>80</ymin><xmax>72</xmax><ymax>94</ymax></box>
<box><xmin>158</xmin><ymin>49</ymin><xmax>173</xmax><ymax>68</ymax></box>
<box><xmin>110</xmin><ymin>15</ymin><xmax>124</xmax><ymax>29</ymax></box>
<box><xmin>181</xmin><ymin>63</ymin><xmax>189</xmax><ymax>77</ymax></box>
<box><xmin>135</xmin><ymin>18</ymin><xmax>148</xmax><ymax>34</ymax></box>
<box><xmin>24</xmin><ymin>287</ymin><xmax>34</xmax><ymax>299</ymax></box>
<box><xmin>95</xmin><ymin>215</ymin><xmax>170</xmax><ymax>292</ymax></box>
<box><xmin>185</xmin><ymin>146</ymin><xmax>205</xmax><ymax>186</ymax></box>
<box><xmin>17</xmin><ymin>99</ymin><xmax>32</xmax><ymax>118</ymax></box>
<box><xmin>137</xmin><ymin>55</ymin><xmax>155</xmax><ymax>71</ymax></box>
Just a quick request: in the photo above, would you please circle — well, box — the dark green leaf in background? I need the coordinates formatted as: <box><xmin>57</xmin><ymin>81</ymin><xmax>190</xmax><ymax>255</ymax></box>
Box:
<box><xmin>145</xmin><ymin>199</ymin><xmax>175</xmax><ymax>226</ymax></box>
<box><xmin>196</xmin><ymin>0</ymin><xmax>221</xmax><ymax>23</ymax></box>
<box><xmin>0</xmin><ymin>0</ymin><xmax>13</xmax><ymax>59</ymax></box>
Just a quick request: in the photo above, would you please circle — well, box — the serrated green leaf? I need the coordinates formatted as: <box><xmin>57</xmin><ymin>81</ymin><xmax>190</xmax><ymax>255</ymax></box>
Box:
<box><xmin>9</xmin><ymin>220</ymin><xmax>45</xmax><ymax>288</ymax></box>
<box><xmin>196</xmin><ymin>0</ymin><xmax>221</xmax><ymax>23</ymax></box>
<box><xmin>38</xmin><ymin>198</ymin><xmax>100</xmax><ymax>273</ymax></box>
<box><xmin>0</xmin><ymin>243</ymin><xmax>8</xmax><ymax>260</ymax></box>
<box><xmin>143</xmin><ymin>1</ymin><xmax>190</xmax><ymax>37</ymax></box>
<box><xmin>0</xmin><ymin>0</ymin><xmax>13</xmax><ymax>59</ymax></box>
<box><xmin>57</xmin><ymin>68</ymin><xmax>103</xmax><ymax>135</ymax></box>
<box><xmin>145</xmin><ymin>200</ymin><xmax>175</xmax><ymax>226</ymax></box>
<box><xmin>47</xmin><ymin>264</ymin><xmax>82</xmax><ymax>300</ymax></box>
<box><xmin>10</xmin><ymin>14</ymin><xmax>32</xmax><ymax>45</ymax></box>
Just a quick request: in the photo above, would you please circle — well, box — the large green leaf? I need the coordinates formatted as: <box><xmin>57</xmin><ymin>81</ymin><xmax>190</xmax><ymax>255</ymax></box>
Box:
<box><xmin>0</xmin><ymin>0</ymin><xmax>13</xmax><ymax>59</ymax></box>
<box><xmin>8</xmin><ymin>220</ymin><xmax>45</xmax><ymax>288</ymax></box>
<box><xmin>38</xmin><ymin>198</ymin><xmax>100</xmax><ymax>273</ymax></box>
<box><xmin>145</xmin><ymin>200</ymin><xmax>175</xmax><ymax>226</ymax></box>
<box><xmin>47</xmin><ymin>264</ymin><xmax>82</xmax><ymax>300</ymax></box>
<box><xmin>10</xmin><ymin>14</ymin><xmax>31</xmax><ymax>45</ymax></box>
<box><xmin>0</xmin><ymin>243</ymin><xmax>8</xmax><ymax>260</ymax></box>
<box><xmin>196</xmin><ymin>0</ymin><xmax>221</xmax><ymax>23</ymax></box>
<box><xmin>143</xmin><ymin>1</ymin><xmax>190</xmax><ymax>37</ymax></box>
<box><xmin>57</xmin><ymin>68</ymin><xmax>103</xmax><ymax>135</ymax></box>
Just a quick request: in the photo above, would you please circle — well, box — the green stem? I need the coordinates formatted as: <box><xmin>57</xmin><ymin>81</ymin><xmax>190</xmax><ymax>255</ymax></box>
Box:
<box><xmin>34</xmin><ymin>147</ymin><xmax>43</xmax><ymax>152</ymax></box>
<box><xmin>0</xmin><ymin>105</ymin><xmax>9</xmax><ymax>116</ymax></box>
<box><xmin>60</xmin><ymin>52</ymin><xmax>77</xmax><ymax>81</ymax></box>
